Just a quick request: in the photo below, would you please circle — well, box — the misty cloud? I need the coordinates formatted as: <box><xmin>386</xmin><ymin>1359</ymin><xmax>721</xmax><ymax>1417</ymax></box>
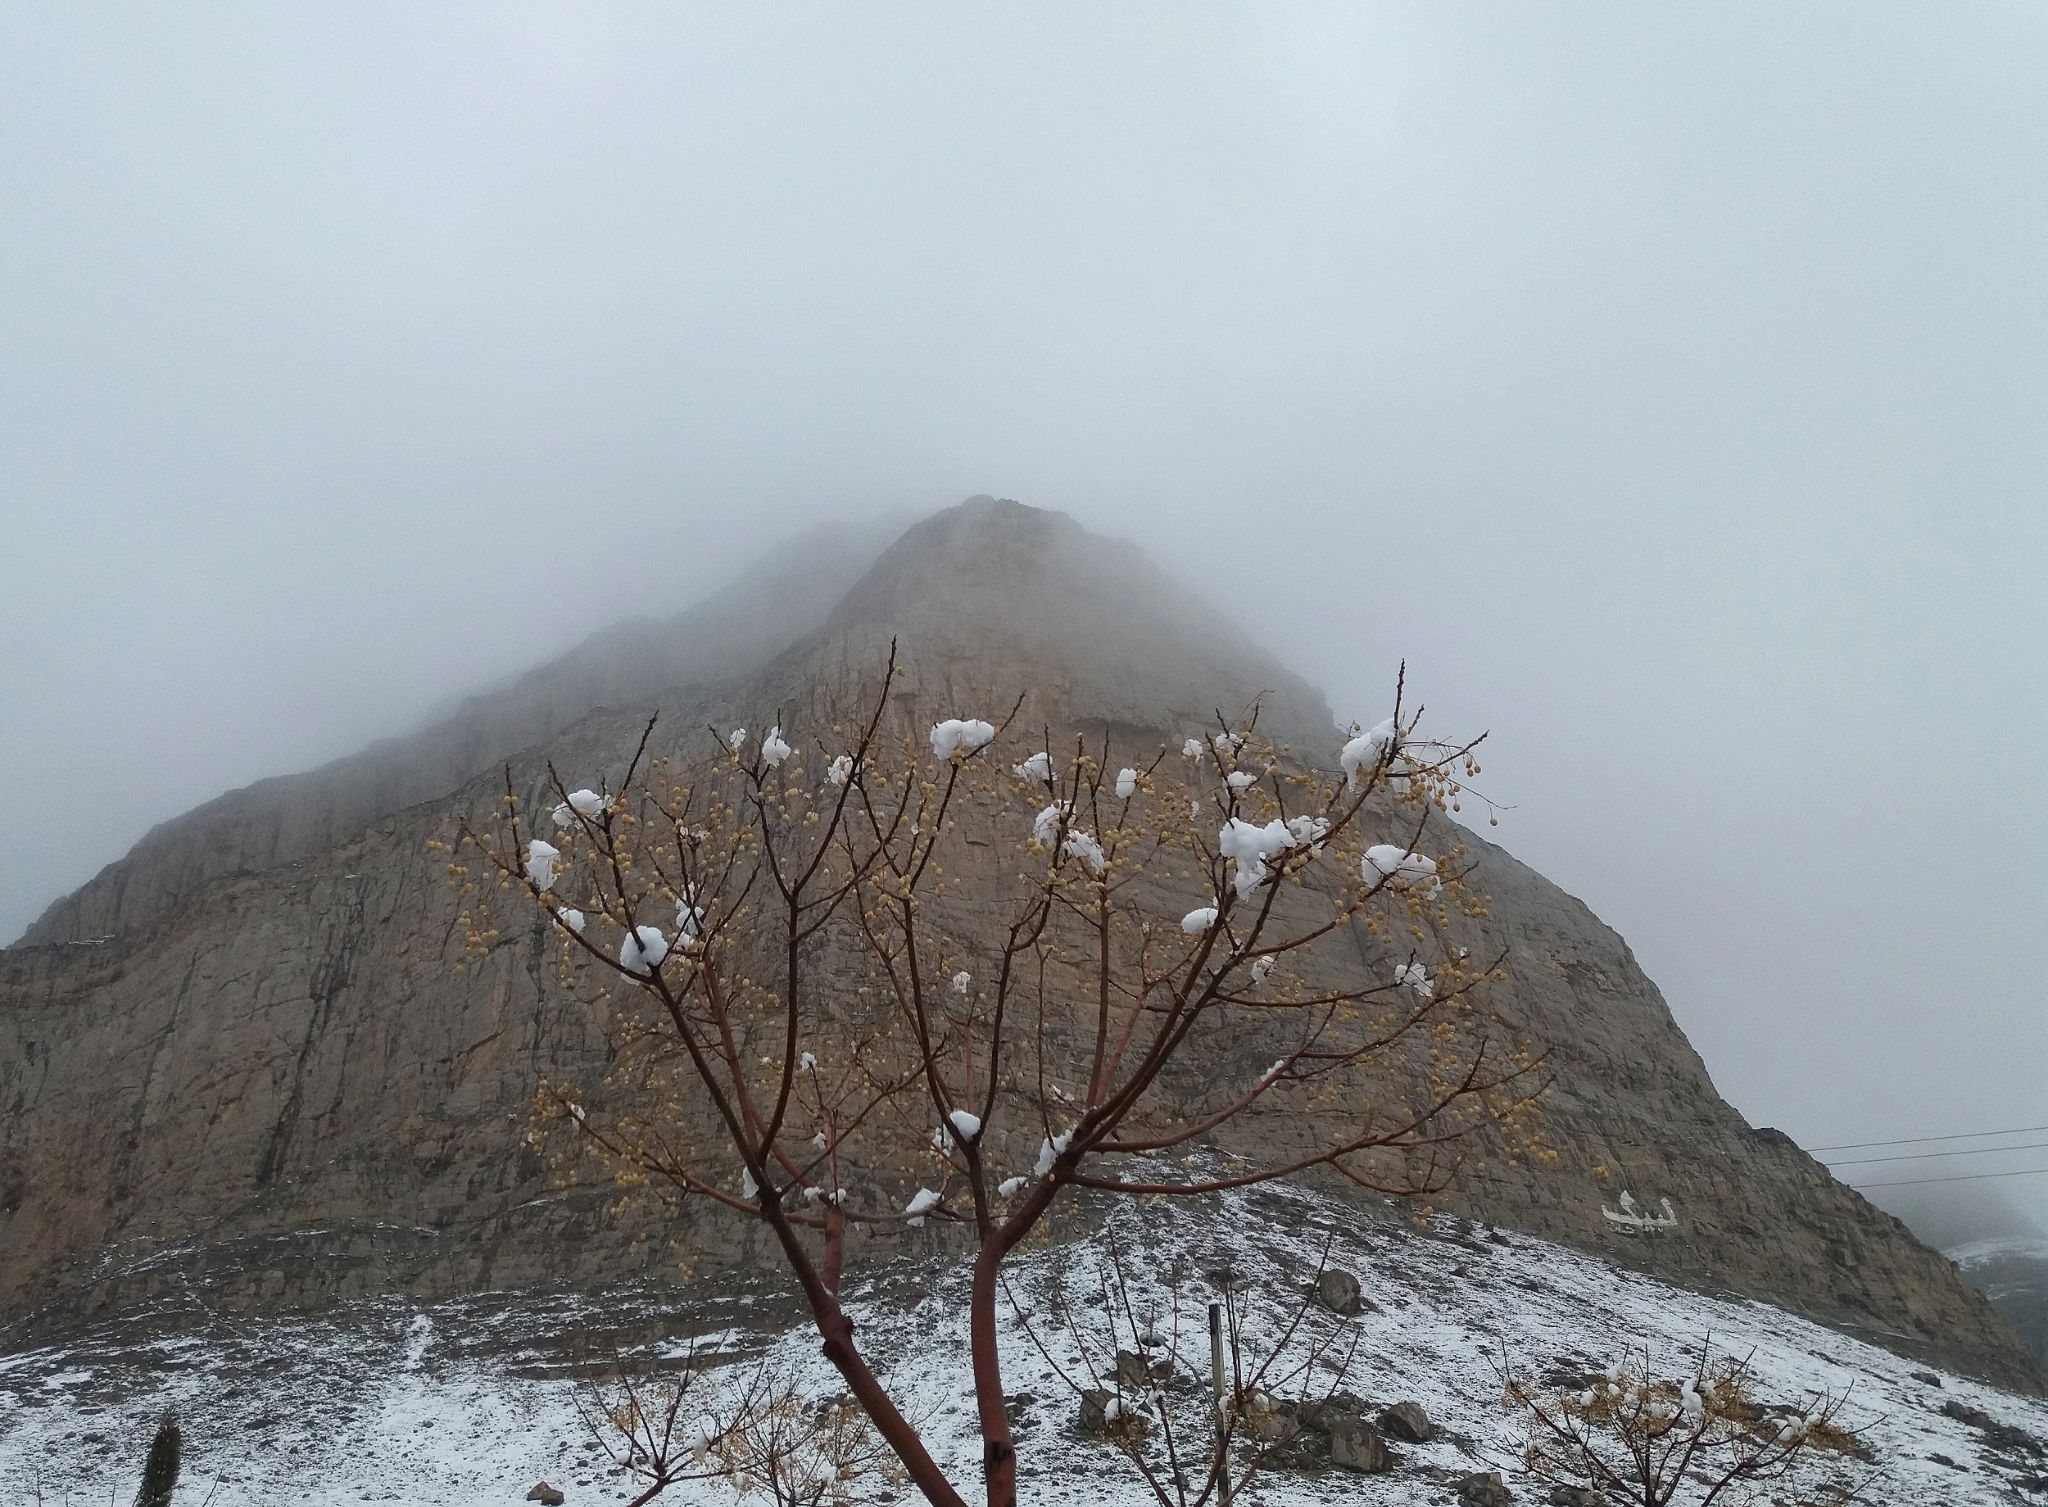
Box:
<box><xmin>2</xmin><ymin>7</ymin><xmax>2042</xmax><ymax>1223</ymax></box>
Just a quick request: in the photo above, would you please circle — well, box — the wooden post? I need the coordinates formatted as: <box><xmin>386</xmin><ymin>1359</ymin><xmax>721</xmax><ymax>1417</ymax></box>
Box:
<box><xmin>1210</xmin><ymin>1301</ymin><xmax>1230</xmax><ymax>1506</ymax></box>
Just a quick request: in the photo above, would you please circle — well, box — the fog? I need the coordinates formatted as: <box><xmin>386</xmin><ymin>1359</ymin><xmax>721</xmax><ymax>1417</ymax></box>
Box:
<box><xmin>3</xmin><ymin>6</ymin><xmax>2043</xmax><ymax>1229</ymax></box>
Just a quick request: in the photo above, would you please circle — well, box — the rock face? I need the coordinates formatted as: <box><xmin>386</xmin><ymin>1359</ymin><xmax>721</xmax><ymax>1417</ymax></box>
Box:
<box><xmin>0</xmin><ymin>498</ymin><xmax>2037</xmax><ymax>1390</ymax></box>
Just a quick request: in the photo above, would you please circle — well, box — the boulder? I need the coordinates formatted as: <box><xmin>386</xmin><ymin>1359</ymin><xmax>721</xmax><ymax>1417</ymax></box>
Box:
<box><xmin>1327</xmin><ymin>1414</ymin><xmax>1392</xmax><ymax>1472</ymax></box>
<box><xmin>1296</xmin><ymin>1391</ymin><xmax>1367</xmax><ymax>1430</ymax></box>
<box><xmin>1114</xmin><ymin>1349</ymin><xmax>1170</xmax><ymax>1389</ymax></box>
<box><xmin>1378</xmin><ymin>1399</ymin><xmax>1434</xmax><ymax>1442</ymax></box>
<box><xmin>1080</xmin><ymin>1389</ymin><xmax>1140</xmax><ymax>1435</ymax></box>
<box><xmin>1313</xmin><ymin>1268</ymin><xmax>1363</xmax><ymax>1317</ymax></box>
<box><xmin>1457</xmin><ymin>1471</ymin><xmax>1512</xmax><ymax>1506</ymax></box>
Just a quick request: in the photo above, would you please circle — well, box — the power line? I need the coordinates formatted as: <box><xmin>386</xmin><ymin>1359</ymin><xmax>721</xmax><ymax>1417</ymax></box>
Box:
<box><xmin>1806</xmin><ymin>1122</ymin><xmax>2048</xmax><ymax>1154</ymax></box>
<box><xmin>1846</xmin><ymin>1165</ymin><xmax>2048</xmax><ymax>1189</ymax></box>
<box><xmin>1825</xmin><ymin>1139</ymin><xmax>2048</xmax><ymax>1168</ymax></box>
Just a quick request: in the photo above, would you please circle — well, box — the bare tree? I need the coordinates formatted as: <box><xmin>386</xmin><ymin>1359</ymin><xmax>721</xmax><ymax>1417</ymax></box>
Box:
<box><xmin>1495</xmin><ymin>1338</ymin><xmax>1880</xmax><ymax>1506</ymax></box>
<box><xmin>450</xmin><ymin>646</ymin><xmax>1544</xmax><ymax>1507</ymax></box>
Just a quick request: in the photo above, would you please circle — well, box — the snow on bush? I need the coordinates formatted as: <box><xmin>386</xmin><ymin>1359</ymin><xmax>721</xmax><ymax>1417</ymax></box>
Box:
<box><xmin>1251</xmin><ymin>953</ymin><xmax>1275</xmax><ymax>983</ymax></box>
<box><xmin>555</xmin><ymin>907</ymin><xmax>585</xmax><ymax>936</ymax></box>
<box><xmin>946</xmin><ymin>1109</ymin><xmax>982</xmax><ymax>1143</ymax></box>
<box><xmin>727</xmin><ymin>728</ymin><xmax>747</xmax><ymax>752</ymax></box>
<box><xmin>1362</xmin><ymin>843</ymin><xmax>1439</xmax><ymax>892</ymax></box>
<box><xmin>1394</xmin><ymin>961</ymin><xmax>1434</xmax><ymax>998</ymax></box>
<box><xmin>1031</xmin><ymin>803</ymin><xmax>1065</xmax><ymax>847</ymax></box>
<box><xmin>929</xmin><ymin>718</ymin><xmax>994</xmax><ymax>759</ymax></box>
<box><xmin>761</xmin><ymin>726</ymin><xmax>792</xmax><ymax>767</ymax></box>
<box><xmin>825</xmin><ymin>753</ymin><xmax>853</xmax><ymax>786</ymax></box>
<box><xmin>675</xmin><ymin>901</ymin><xmax>705</xmax><ymax>945</ymax></box>
<box><xmin>1286</xmin><ymin>814</ymin><xmax>1329</xmax><ymax>851</ymax></box>
<box><xmin>1116</xmin><ymin>767</ymin><xmax>1138</xmax><ymax>799</ymax></box>
<box><xmin>1181</xmin><ymin>905</ymin><xmax>1219</xmax><ymax>934</ymax></box>
<box><xmin>1012</xmin><ymin>750</ymin><xmax>1051</xmax><ymax>781</ymax></box>
<box><xmin>524</xmin><ymin>839</ymin><xmax>560</xmax><ymax>890</ymax></box>
<box><xmin>1181</xmin><ymin>737</ymin><xmax>1204</xmax><ymax>760</ymax></box>
<box><xmin>1226</xmin><ymin>770</ymin><xmax>1256</xmax><ymax>791</ymax></box>
<box><xmin>1341</xmin><ymin>717</ymin><xmax>1399</xmax><ymax>783</ymax></box>
<box><xmin>1062</xmin><ymin>828</ymin><xmax>1106</xmax><ymax>874</ymax></box>
<box><xmin>1033</xmin><ymin>1132</ymin><xmax>1072</xmax><ymax>1177</ymax></box>
<box><xmin>550</xmin><ymin>789</ymin><xmax>606</xmax><ymax>828</ymax></box>
<box><xmin>1218</xmin><ymin>815</ymin><xmax>1329</xmax><ymax>898</ymax></box>
<box><xmin>618</xmin><ymin>924</ymin><xmax>669</xmax><ymax>976</ymax></box>
<box><xmin>905</xmin><ymin>1187</ymin><xmax>942</xmax><ymax>1226</ymax></box>
<box><xmin>951</xmin><ymin>970</ymin><xmax>972</xmax><ymax>995</ymax></box>
<box><xmin>1218</xmin><ymin>817</ymin><xmax>1296</xmax><ymax>897</ymax></box>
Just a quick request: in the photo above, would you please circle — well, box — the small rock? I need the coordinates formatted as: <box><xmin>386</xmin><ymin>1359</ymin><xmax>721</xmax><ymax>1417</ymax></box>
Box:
<box><xmin>1378</xmin><ymin>1400</ymin><xmax>1434</xmax><ymax>1443</ymax></box>
<box><xmin>1549</xmin><ymin>1489</ymin><xmax>1603</xmax><ymax>1506</ymax></box>
<box><xmin>1313</xmin><ymin>1268</ymin><xmax>1364</xmax><ymax>1317</ymax></box>
<box><xmin>1457</xmin><ymin>1470</ymin><xmax>1513</xmax><ymax>1506</ymax></box>
<box><xmin>526</xmin><ymin>1485</ymin><xmax>565</xmax><ymax>1507</ymax></box>
<box><xmin>1910</xmin><ymin>1369</ymin><xmax>1942</xmax><ymax>1387</ymax></box>
<box><xmin>1327</xmin><ymin>1414</ymin><xmax>1392</xmax><ymax>1473</ymax></box>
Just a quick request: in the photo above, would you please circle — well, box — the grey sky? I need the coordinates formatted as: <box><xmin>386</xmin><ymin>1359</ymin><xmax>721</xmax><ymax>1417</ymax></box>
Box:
<box><xmin>3</xmin><ymin>6</ymin><xmax>2043</xmax><ymax>1219</ymax></box>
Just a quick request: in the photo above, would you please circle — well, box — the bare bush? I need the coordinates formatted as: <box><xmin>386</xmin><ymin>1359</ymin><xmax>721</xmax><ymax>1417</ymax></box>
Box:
<box><xmin>1496</xmin><ymin>1337</ymin><xmax>1880</xmax><ymax>1506</ymax></box>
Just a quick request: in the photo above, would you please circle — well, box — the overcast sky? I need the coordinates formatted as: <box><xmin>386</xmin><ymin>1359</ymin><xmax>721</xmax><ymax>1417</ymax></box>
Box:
<box><xmin>3</xmin><ymin>6</ymin><xmax>2043</xmax><ymax>1223</ymax></box>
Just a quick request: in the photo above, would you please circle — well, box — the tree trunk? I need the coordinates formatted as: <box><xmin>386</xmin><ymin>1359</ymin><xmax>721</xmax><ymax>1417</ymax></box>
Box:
<box><xmin>969</xmin><ymin>1243</ymin><xmax>1018</xmax><ymax>1507</ymax></box>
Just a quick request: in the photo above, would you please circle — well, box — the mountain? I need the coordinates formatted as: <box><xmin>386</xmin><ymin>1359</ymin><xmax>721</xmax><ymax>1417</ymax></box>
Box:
<box><xmin>1953</xmin><ymin>1238</ymin><xmax>2048</xmax><ymax>1366</ymax></box>
<box><xmin>0</xmin><ymin>497</ymin><xmax>2036</xmax><ymax>1393</ymax></box>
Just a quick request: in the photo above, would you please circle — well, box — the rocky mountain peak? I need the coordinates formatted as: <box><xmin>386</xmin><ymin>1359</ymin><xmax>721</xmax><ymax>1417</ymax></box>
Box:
<box><xmin>814</xmin><ymin>496</ymin><xmax>1337</xmax><ymax>756</ymax></box>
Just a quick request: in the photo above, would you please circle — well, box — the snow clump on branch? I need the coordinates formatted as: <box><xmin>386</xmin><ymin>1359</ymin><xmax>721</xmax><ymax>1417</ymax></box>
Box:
<box><xmin>1062</xmin><ymin>828</ymin><xmax>1106</xmax><ymax>874</ymax></box>
<box><xmin>1218</xmin><ymin>815</ymin><xmax>1328</xmax><ymax>898</ymax></box>
<box><xmin>1361</xmin><ymin>844</ymin><xmax>1439</xmax><ymax>893</ymax></box>
<box><xmin>1340</xmin><ymin>717</ymin><xmax>1399</xmax><ymax>785</ymax></box>
<box><xmin>550</xmin><ymin>789</ymin><xmax>606</xmax><ymax>828</ymax></box>
<box><xmin>1013</xmin><ymin>750</ymin><xmax>1052</xmax><ymax>781</ymax></box>
<box><xmin>524</xmin><ymin>840</ymin><xmax>560</xmax><ymax>890</ymax></box>
<box><xmin>825</xmin><ymin>753</ymin><xmax>853</xmax><ymax>786</ymax></box>
<box><xmin>618</xmin><ymin>925</ymin><xmax>669</xmax><ymax>977</ymax></box>
<box><xmin>1394</xmin><ymin>961</ymin><xmax>1434</xmax><ymax>998</ymax></box>
<box><xmin>761</xmin><ymin>726</ymin><xmax>792</xmax><ymax>767</ymax></box>
<box><xmin>929</xmin><ymin>718</ymin><xmax>995</xmax><ymax>759</ymax></box>
<box><xmin>1033</xmin><ymin>1132</ymin><xmax>1072</xmax><ymax>1178</ymax></box>
<box><xmin>1116</xmin><ymin>767</ymin><xmax>1138</xmax><ymax>799</ymax></box>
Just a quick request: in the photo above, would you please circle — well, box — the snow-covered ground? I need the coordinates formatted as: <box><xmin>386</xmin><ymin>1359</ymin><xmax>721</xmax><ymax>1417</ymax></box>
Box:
<box><xmin>6</xmin><ymin>1182</ymin><xmax>2045</xmax><ymax>1505</ymax></box>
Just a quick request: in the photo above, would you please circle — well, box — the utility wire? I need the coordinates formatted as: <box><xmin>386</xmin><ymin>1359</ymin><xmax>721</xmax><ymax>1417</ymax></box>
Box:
<box><xmin>1806</xmin><ymin>1122</ymin><xmax>2048</xmax><ymax>1154</ymax></box>
<box><xmin>1847</xmin><ymin>1165</ymin><xmax>2048</xmax><ymax>1189</ymax></box>
<box><xmin>1824</xmin><ymin>1139</ymin><xmax>2048</xmax><ymax>1168</ymax></box>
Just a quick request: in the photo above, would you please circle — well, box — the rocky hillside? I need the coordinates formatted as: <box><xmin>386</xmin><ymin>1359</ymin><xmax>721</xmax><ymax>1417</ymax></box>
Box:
<box><xmin>1</xmin><ymin>498</ymin><xmax>2036</xmax><ymax>1392</ymax></box>
<box><xmin>6</xmin><ymin>1188</ymin><xmax>2046</xmax><ymax>1506</ymax></box>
